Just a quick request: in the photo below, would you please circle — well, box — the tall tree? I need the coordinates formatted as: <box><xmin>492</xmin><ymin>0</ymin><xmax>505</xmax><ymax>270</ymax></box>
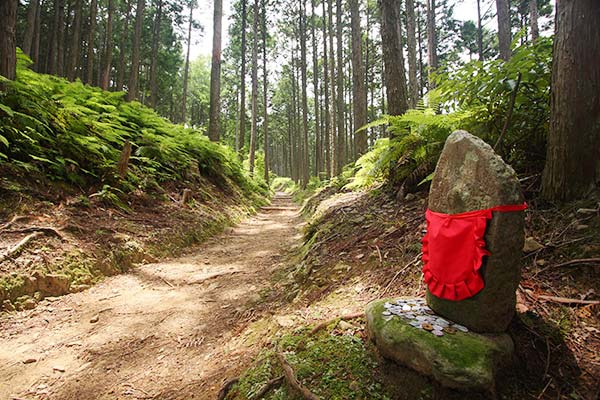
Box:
<box><xmin>406</xmin><ymin>0</ymin><xmax>418</xmax><ymax>108</ymax></box>
<box><xmin>208</xmin><ymin>0</ymin><xmax>223</xmax><ymax>141</ymax></box>
<box><xmin>238</xmin><ymin>0</ymin><xmax>248</xmax><ymax>152</ymax></box>
<box><xmin>182</xmin><ymin>2</ymin><xmax>194</xmax><ymax>121</ymax></box>
<box><xmin>529</xmin><ymin>0</ymin><xmax>539</xmax><ymax>42</ymax></box>
<box><xmin>56</xmin><ymin>0</ymin><xmax>66</xmax><ymax>76</ymax></box>
<box><xmin>100</xmin><ymin>0</ymin><xmax>114</xmax><ymax>90</ymax></box>
<box><xmin>0</xmin><ymin>0</ymin><xmax>17</xmax><ymax>81</ymax></box>
<box><xmin>31</xmin><ymin>0</ymin><xmax>41</xmax><ymax>69</ymax></box>
<box><xmin>23</xmin><ymin>0</ymin><xmax>39</xmax><ymax>58</ymax></box>
<box><xmin>85</xmin><ymin>0</ymin><xmax>98</xmax><ymax>84</ymax></box>
<box><xmin>67</xmin><ymin>0</ymin><xmax>83</xmax><ymax>81</ymax></box>
<box><xmin>476</xmin><ymin>0</ymin><xmax>484</xmax><ymax>60</ymax></box>
<box><xmin>127</xmin><ymin>0</ymin><xmax>145</xmax><ymax>101</ymax></box>
<box><xmin>327</xmin><ymin>0</ymin><xmax>337</xmax><ymax>175</ymax></box>
<box><xmin>149</xmin><ymin>0</ymin><xmax>163</xmax><ymax>107</ymax></box>
<box><xmin>300</xmin><ymin>0</ymin><xmax>309</xmax><ymax>186</ymax></box>
<box><xmin>262</xmin><ymin>0</ymin><xmax>269</xmax><ymax>183</ymax></box>
<box><xmin>542</xmin><ymin>0</ymin><xmax>600</xmax><ymax>201</ymax></box>
<box><xmin>379</xmin><ymin>0</ymin><xmax>408</xmax><ymax>116</ymax></box>
<box><xmin>425</xmin><ymin>0</ymin><xmax>437</xmax><ymax>88</ymax></box>
<box><xmin>322</xmin><ymin>0</ymin><xmax>331</xmax><ymax>177</ymax></box>
<box><xmin>311</xmin><ymin>0</ymin><xmax>321</xmax><ymax>176</ymax></box>
<box><xmin>248</xmin><ymin>0</ymin><xmax>259</xmax><ymax>174</ymax></box>
<box><xmin>335</xmin><ymin>0</ymin><xmax>345</xmax><ymax>171</ymax></box>
<box><xmin>116</xmin><ymin>0</ymin><xmax>132</xmax><ymax>91</ymax></box>
<box><xmin>350</xmin><ymin>0</ymin><xmax>367</xmax><ymax>157</ymax></box>
<box><xmin>496</xmin><ymin>0</ymin><xmax>511</xmax><ymax>60</ymax></box>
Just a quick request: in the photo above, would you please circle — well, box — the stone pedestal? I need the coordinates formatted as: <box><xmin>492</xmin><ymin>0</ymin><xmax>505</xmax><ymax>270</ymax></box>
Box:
<box><xmin>366</xmin><ymin>299</ymin><xmax>513</xmax><ymax>392</ymax></box>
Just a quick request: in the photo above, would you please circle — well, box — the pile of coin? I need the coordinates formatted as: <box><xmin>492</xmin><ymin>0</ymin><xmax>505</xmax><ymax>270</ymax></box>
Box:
<box><xmin>382</xmin><ymin>298</ymin><xmax>469</xmax><ymax>337</ymax></box>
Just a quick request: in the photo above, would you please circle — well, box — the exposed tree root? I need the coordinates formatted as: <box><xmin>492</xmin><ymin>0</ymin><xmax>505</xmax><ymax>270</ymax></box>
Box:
<box><xmin>216</xmin><ymin>377</ymin><xmax>239</xmax><ymax>400</ymax></box>
<box><xmin>309</xmin><ymin>312</ymin><xmax>364</xmax><ymax>335</ymax></box>
<box><xmin>537</xmin><ymin>295</ymin><xmax>600</xmax><ymax>306</ymax></box>
<box><xmin>0</xmin><ymin>231</ymin><xmax>43</xmax><ymax>263</ymax></box>
<box><xmin>276</xmin><ymin>351</ymin><xmax>319</xmax><ymax>400</ymax></box>
<box><xmin>248</xmin><ymin>376</ymin><xmax>284</xmax><ymax>400</ymax></box>
<box><xmin>2</xmin><ymin>226</ymin><xmax>64</xmax><ymax>238</ymax></box>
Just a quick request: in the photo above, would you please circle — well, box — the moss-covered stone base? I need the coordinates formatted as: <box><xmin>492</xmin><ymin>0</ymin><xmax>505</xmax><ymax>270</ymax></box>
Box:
<box><xmin>366</xmin><ymin>298</ymin><xmax>514</xmax><ymax>392</ymax></box>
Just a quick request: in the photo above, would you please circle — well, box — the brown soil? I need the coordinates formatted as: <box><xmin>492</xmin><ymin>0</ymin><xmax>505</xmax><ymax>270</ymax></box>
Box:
<box><xmin>0</xmin><ymin>192</ymin><xmax>301</xmax><ymax>400</ymax></box>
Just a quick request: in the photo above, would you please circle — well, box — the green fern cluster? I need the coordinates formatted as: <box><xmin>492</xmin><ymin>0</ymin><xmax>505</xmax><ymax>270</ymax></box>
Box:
<box><xmin>0</xmin><ymin>51</ymin><xmax>259</xmax><ymax>196</ymax></box>
<box><xmin>344</xmin><ymin>108</ymin><xmax>470</xmax><ymax>192</ymax></box>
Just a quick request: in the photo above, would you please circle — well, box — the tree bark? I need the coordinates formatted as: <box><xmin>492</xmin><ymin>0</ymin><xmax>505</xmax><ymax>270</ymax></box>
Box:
<box><xmin>85</xmin><ymin>0</ymin><xmax>98</xmax><ymax>84</ymax></box>
<box><xmin>496</xmin><ymin>0</ymin><xmax>511</xmax><ymax>60</ymax></box>
<box><xmin>208</xmin><ymin>0</ymin><xmax>223</xmax><ymax>141</ymax></box>
<box><xmin>116</xmin><ymin>0</ymin><xmax>132</xmax><ymax>91</ymax></box>
<box><xmin>425</xmin><ymin>0</ymin><xmax>437</xmax><ymax>88</ymax></box>
<box><xmin>56</xmin><ymin>0</ymin><xmax>65</xmax><ymax>76</ymax></box>
<box><xmin>379</xmin><ymin>0</ymin><xmax>408</xmax><ymax>116</ymax></box>
<box><xmin>182</xmin><ymin>3</ymin><xmax>194</xmax><ymax>122</ymax></box>
<box><xmin>127</xmin><ymin>0</ymin><xmax>145</xmax><ymax>101</ymax></box>
<box><xmin>300</xmin><ymin>0</ymin><xmax>309</xmax><ymax>186</ymax></box>
<box><xmin>335</xmin><ymin>0</ymin><xmax>345</xmax><ymax>172</ymax></box>
<box><xmin>67</xmin><ymin>0</ymin><xmax>83</xmax><ymax>81</ymax></box>
<box><xmin>529</xmin><ymin>0</ymin><xmax>539</xmax><ymax>42</ymax></box>
<box><xmin>249</xmin><ymin>0</ymin><xmax>259</xmax><ymax>174</ymax></box>
<box><xmin>311</xmin><ymin>0</ymin><xmax>321</xmax><ymax>176</ymax></box>
<box><xmin>322</xmin><ymin>0</ymin><xmax>331</xmax><ymax>178</ymax></box>
<box><xmin>100</xmin><ymin>0</ymin><xmax>114</xmax><ymax>90</ymax></box>
<box><xmin>238</xmin><ymin>0</ymin><xmax>248</xmax><ymax>153</ymax></box>
<box><xmin>149</xmin><ymin>0</ymin><xmax>163</xmax><ymax>107</ymax></box>
<box><xmin>350</xmin><ymin>0</ymin><xmax>367</xmax><ymax>158</ymax></box>
<box><xmin>262</xmin><ymin>0</ymin><xmax>269</xmax><ymax>182</ymax></box>
<box><xmin>406</xmin><ymin>0</ymin><xmax>418</xmax><ymax>108</ymax></box>
<box><xmin>542</xmin><ymin>0</ymin><xmax>600</xmax><ymax>202</ymax></box>
<box><xmin>0</xmin><ymin>0</ymin><xmax>17</xmax><ymax>81</ymax></box>
<box><xmin>32</xmin><ymin>0</ymin><xmax>41</xmax><ymax>70</ymax></box>
<box><xmin>476</xmin><ymin>0</ymin><xmax>484</xmax><ymax>60</ymax></box>
<box><xmin>23</xmin><ymin>0</ymin><xmax>39</xmax><ymax>57</ymax></box>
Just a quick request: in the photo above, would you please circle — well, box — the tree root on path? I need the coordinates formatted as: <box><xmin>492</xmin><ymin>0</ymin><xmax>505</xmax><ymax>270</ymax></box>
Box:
<box><xmin>276</xmin><ymin>351</ymin><xmax>319</xmax><ymax>400</ymax></box>
<box><xmin>0</xmin><ymin>231</ymin><xmax>44</xmax><ymax>263</ymax></box>
<box><xmin>217</xmin><ymin>378</ymin><xmax>239</xmax><ymax>400</ymax></box>
<box><xmin>248</xmin><ymin>376</ymin><xmax>284</xmax><ymax>400</ymax></box>
<box><xmin>0</xmin><ymin>226</ymin><xmax>64</xmax><ymax>263</ymax></box>
<box><xmin>309</xmin><ymin>312</ymin><xmax>364</xmax><ymax>335</ymax></box>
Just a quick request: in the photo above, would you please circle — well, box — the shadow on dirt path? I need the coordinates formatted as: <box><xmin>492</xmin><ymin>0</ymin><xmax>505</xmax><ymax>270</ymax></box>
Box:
<box><xmin>0</xmin><ymin>192</ymin><xmax>301</xmax><ymax>400</ymax></box>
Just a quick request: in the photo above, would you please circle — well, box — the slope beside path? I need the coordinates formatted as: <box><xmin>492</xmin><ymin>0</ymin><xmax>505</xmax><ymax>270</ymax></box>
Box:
<box><xmin>0</xmin><ymin>192</ymin><xmax>300</xmax><ymax>400</ymax></box>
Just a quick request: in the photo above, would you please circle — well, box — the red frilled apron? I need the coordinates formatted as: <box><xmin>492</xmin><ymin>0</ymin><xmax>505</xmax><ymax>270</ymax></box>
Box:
<box><xmin>422</xmin><ymin>203</ymin><xmax>527</xmax><ymax>301</ymax></box>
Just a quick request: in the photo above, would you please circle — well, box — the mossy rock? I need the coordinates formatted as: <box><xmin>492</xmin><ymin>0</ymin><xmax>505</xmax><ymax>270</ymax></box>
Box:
<box><xmin>366</xmin><ymin>299</ymin><xmax>514</xmax><ymax>392</ymax></box>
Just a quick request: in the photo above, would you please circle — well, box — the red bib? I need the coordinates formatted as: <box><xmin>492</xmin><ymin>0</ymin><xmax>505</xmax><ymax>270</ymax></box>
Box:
<box><xmin>422</xmin><ymin>203</ymin><xmax>527</xmax><ymax>301</ymax></box>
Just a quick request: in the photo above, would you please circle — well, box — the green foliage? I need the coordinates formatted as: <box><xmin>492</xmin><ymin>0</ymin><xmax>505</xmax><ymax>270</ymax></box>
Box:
<box><xmin>344</xmin><ymin>108</ymin><xmax>470</xmax><ymax>192</ymax></box>
<box><xmin>343</xmin><ymin>39</ymin><xmax>552</xmax><ymax>193</ymax></box>
<box><xmin>432</xmin><ymin>36</ymin><xmax>552</xmax><ymax>172</ymax></box>
<box><xmin>0</xmin><ymin>52</ymin><xmax>259</xmax><ymax>197</ymax></box>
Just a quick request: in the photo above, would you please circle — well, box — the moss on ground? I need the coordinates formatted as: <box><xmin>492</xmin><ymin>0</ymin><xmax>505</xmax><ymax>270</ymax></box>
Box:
<box><xmin>227</xmin><ymin>328</ymin><xmax>392</xmax><ymax>400</ymax></box>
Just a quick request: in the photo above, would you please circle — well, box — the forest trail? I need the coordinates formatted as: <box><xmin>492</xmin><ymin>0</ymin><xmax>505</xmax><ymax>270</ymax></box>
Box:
<box><xmin>0</xmin><ymin>192</ymin><xmax>301</xmax><ymax>400</ymax></box>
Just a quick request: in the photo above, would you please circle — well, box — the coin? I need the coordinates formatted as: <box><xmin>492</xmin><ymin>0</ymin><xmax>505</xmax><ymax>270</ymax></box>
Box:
<box><xmin>453</xmin><ymin>324</ymin><xmax>468</xmax><ymax>332</ymax></box>
<box><xmin>443</xmin><ymin>326</ymin><xmax>457</xmax><ymax>334</ymax></box>
<box><xmin>382</xmin><ymin>311</ymin><xmax>391</xmax><ymax>316</ymax></box>
<box><xmin>432</xmin><ymin>330</ymin><xmax>444</xmax><ymax>337</ymax></box>
<box><xmin>422</xmin><ymin>323</ymin><xmax>433</xmax><ymax>331</ymax></box>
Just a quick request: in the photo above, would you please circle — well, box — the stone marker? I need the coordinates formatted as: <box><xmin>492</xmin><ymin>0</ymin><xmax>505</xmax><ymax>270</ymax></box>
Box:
<box><xmin>426</xmin><ymin>130</ymin><xmax>525</xmax><ymax>333</ymax></box>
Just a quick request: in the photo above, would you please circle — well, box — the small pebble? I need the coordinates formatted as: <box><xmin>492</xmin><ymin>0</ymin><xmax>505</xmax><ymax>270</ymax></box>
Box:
<box><xmin>90</xmin><ymin>314</ymin><xmax>99</xmax><ymax>323</ymax></box>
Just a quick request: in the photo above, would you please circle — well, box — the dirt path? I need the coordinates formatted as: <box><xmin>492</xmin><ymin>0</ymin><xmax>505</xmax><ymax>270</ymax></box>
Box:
<box><xmin>0</xmin><ymin>192</ymin><xmax>301</xmax><ymax>400</ymax></box>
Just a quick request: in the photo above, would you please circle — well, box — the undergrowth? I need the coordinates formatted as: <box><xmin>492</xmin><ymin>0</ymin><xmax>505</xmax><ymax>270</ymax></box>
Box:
<box><xmin>0</xmin><ymin>51</ymin><xmax>265</xmax><ymax>198</ymax></box>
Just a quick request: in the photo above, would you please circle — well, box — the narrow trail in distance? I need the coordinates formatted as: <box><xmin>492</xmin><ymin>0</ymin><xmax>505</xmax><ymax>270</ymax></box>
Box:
<box><xmin>0</xmin><ymin>192</ymin><xmax>301</xmax><ymax>400</ymax></box>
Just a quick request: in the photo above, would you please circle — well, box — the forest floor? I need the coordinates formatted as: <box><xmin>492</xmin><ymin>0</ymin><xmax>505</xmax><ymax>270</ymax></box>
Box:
<box><xmin>0</xmin><ymin>192</ymin><xmax>302</xmax><ymax>400</ymax></box>
<box><xmin>1</xmin><ymin>188</ymin><xmax>598</xmax><ymax>400</ymax></box>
